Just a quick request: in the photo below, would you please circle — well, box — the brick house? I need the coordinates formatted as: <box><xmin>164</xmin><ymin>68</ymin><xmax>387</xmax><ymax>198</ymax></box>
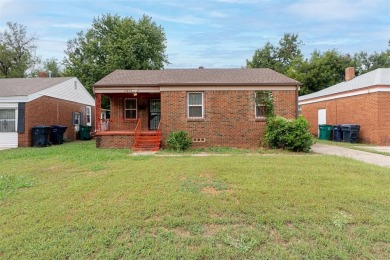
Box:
<box><xmin>298</xmin><ymin>68</ymin><xmax>390</xmax><ymax>145</ymax></box>
<box><xmin>93</xmin><ymin>68</ymin><xmax>300</xmax><ymax>150</ymax></box>
<box><xmin>0</xmin><ymin>77</ymin><xmax>95</xmax><ymax>148</ymax></box>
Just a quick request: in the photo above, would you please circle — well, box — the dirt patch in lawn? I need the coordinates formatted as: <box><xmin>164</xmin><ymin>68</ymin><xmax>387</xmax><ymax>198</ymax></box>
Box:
<box><xmin>201</xmin><ymin>186</ymin><xmax>233</xmax><ymax>195</ymax></box>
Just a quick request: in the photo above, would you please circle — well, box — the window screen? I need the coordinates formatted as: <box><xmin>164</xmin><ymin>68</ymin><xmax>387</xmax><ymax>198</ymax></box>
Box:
<box><xmin>188</xmin><ymin>93</ymin><xmax>203</xmax><ymax>118</ymax></box>
<box><xmin>0</xmin><ymin>109</ymin><xmax>16</xmax><ymax>132</ymax></box>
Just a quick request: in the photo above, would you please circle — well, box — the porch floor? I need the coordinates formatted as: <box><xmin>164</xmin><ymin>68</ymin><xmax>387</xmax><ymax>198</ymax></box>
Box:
<box><xmin>95</xmin><ymin>130</ymin><xmax>160</xmax><ymax>136</ymax></box>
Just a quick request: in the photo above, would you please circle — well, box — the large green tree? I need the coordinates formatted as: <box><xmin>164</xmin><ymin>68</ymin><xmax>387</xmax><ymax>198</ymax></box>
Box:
<box><xmin>0</xmin><ymin>22</ymin><xmax>38</xmax><ymax>78</ymax></box>
<box><xmin>354</xmin><ymin>41</ymin><xmax>390</xmax><ymax>74</ymax></box>
<box><xmin>28</xmin><ymin>58</ymin><xmax>63</xmax><ymax>78</ymax></box>
<box><xmin>63</xmin><ymin>14</ymin><xmax>169</xmax><ymax>94</ymax></box>
<box><xmin>287</xmin><ymin>50</ymin><xmax>357</xmax><ymax>95</ymax></box>
<box><xmin>247</xmin><ymin>33</ymin><xmax>303</xmax><ymax>74</ymax></box>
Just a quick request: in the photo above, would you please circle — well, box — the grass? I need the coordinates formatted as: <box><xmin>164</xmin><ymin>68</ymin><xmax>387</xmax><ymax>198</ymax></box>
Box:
<box><xmin>316</xmin><ymin>139</ymin><xmax>390</xmax><ymax>156</ymax></box>
<box><xmin>0</xmin><ymin>141</ymin><xmax>389</xmax><ymax>259</ymax></box>
<box><xmin>157</xmin><ymin>146</ymin><xmax>290</xmax><ymax>155</ymax></box>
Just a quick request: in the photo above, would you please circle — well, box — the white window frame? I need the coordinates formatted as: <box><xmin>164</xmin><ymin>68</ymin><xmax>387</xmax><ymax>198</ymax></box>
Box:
<box><xmin>73</xmin><ymin>112</ymin><xmax>81</xmax><ymax>125</ymax></box>
<box><xmin>124</xmin><ymin>98</ymin><xmax>137</xmax><ymax>119</ymax></box>
<box><xmin>255</xmin><ymin>92</ymin><xmax>267</xmax><ymax>119</ymax></box>
<box><xmin>187</xmin><ymin>92</ymin><xmax>204</xmax><ymax>119</ymax></box>
<box><xmin>0</xmin><ymin>108</ymin><xmax>17</xmax><ymax>132</ymax></box>
<box><xmin>86</xmin><ymin>106</ymin><xmax>92</xmax><ymax>126</ymax></box>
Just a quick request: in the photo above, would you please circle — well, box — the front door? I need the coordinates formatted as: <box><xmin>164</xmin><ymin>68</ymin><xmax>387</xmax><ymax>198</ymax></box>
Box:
<box><xmin>149</xmin><ymin>99</ymin><xmax>161</xmax><ymax>130</ymax></box>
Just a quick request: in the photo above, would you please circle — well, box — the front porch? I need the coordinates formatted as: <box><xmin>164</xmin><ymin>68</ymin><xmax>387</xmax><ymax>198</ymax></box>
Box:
<box><xmin>95</xmin><ymin>93</ymin><xmax>162</xmax><ymax>150</ymax></box>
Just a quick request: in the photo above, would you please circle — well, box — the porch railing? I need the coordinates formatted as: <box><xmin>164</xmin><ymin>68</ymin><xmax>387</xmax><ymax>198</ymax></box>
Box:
<box><xmin>98</xmin><ymin>118</ymin><xmax>139</xmax><ymax>132</ymax></box>
<box><xmin>135</xmin><ymin>118</ymin><xmax>142</xmax><ymax>136</ymax></box>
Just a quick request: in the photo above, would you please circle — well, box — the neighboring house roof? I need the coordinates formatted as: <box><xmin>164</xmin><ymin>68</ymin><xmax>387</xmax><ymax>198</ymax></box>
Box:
<box><xmin>0</xmin><ymin>77</ymin><xmax>74</xmax><ymax>96</ymax></box>
<box><xmin>94</xmin><ymin>68</ymin><xmax>301</xmax><ymax>87</ymax></box>
<box><xmin>299</xmin><ymin>68</ymin><xmax>390</xmax><ymax>102</ymax></box>
<box><xmin>0</xmin><ymin>77</ymin><xmax>95</xmax><ymax>106</ymax></box>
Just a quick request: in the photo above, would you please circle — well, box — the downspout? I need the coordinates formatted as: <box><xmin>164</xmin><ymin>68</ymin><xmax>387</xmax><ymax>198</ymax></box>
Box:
<box><xmin>295</xmin><ymin>85</ymin><xmax>299</xmax><ymax>118</ymax></box>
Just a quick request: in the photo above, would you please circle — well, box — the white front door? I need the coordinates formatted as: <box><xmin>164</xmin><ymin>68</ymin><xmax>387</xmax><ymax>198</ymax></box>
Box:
<box><xmin>318</xmin><ymin>109</ymin><xmax>326</xmax><ymax>136</ymax></box>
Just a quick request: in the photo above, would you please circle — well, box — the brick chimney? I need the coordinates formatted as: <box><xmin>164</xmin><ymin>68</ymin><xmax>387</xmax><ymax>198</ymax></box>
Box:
<box><xmin>345</xmin><ymin>67</ymin><xmax>355</xmax><ymax>81</ymax></box>
<box><xmin>38</xmin><ymin>71</ymin><xmax>48</xmax><ymax>78</ymax></box>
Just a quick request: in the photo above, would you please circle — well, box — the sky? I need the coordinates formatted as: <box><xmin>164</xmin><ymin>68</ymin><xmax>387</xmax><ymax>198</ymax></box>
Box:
<box><xmin>0</xmin><ymin>0</ymin><xmax>389</xmax><ymax>68</ymax></box>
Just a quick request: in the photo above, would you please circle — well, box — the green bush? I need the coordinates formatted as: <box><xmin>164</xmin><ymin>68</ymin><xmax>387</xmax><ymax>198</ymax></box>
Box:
<box><xmin>166</xmin><ymin>130</ymin><xmax>192</xmax><ymax>151</ymax></box>
<box><xmin>264</xmin><ymin>116</ymin><xmax>313</xmax><ymax>152</ymax></box>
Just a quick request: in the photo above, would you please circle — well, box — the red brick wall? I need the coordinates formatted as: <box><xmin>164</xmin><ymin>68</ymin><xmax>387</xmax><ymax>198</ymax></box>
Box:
<box><xmin>109</xmin><ymin>94</ymin><xmax>159</xmax><ymax>131</ymax></box>
<box><xmin>96</xmin><ymin>135</ymin><xmax>134</xmax><ymax>149</ymax></box>
<box><xmin>301</xmin><ymin>91</ymin><xmax>390</xmax><ymax>145</ymax></box>
<box><xmin>160</xmin><ymin>90</ymin><xmax>296</xmax><ymax>148</ymax></box>
<box><xmin>377</xmin><ymin>92</ymin><xmax>390</xmax><ymax>145</ymax></box>
<box><xmin>19</xmin><ymin>96</ymin><xmax>95</xmax><ymax>147</ymax></box>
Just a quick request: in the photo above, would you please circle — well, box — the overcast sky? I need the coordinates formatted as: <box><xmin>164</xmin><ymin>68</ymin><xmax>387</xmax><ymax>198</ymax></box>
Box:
<box><xmin>0</xmin><ymin>0</ymin><xmax>389</xmax><ymax>68</ymax></box>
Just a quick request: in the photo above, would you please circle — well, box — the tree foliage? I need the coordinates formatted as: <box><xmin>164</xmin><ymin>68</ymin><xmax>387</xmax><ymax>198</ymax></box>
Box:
<box><xmin>29</xmin><ymin>58</ymin><xmax>63</xmax><ymax>78</ymax></box>
<box><xmin>353</xmin><ymin>44</ymin><xmax>390</xmax><ymax>74</ymax></box>
<box><xmin>63</xmin><ymin>14</ymin><xmax>169</xmax><ymax>94</ymax></box>
<box><xmin>0</xmin><ymin>22</ymin><xmax>38</xmax><ymax>78</ymax></box>
<box><xmin>287</xmin><ymin>50</ymin><xmax>357</xmax><ymax>95</ymax></box>
<box><xmin>247</xmin><ymin>33</ymin><xmax>389</xmax><ymax>95</ymax></box>
<box><xmin>247</xmin><ymin>33</ymin><xmax>303</xmax><ymax>74</ymax></box>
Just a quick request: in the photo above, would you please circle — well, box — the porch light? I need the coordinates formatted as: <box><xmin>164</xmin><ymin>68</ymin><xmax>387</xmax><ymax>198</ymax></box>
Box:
<box><xmin>131</xmin><ymin>89</ymin><xmax>138</xmax><ymax>97</ymax></box>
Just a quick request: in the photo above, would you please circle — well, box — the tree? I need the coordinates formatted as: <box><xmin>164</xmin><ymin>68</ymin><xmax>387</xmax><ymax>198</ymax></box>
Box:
<box><xmin>354</xmin><ymin>47</ymin><xmax>390</xmax><ymax>74</ymax></box>
<box><xmin>287</xmin><ymin>49</ymin><xmax>357</xmax><ymax>95</ymax></box>
<box><xmin>28</xmin><ymin>58</ymin><xmax>63</xmax><ymax>77</ymax></box>
<box><xmin>63</xmin><ymin>14</ymin><xmax>169</xmax><ymax>94</ymax></box>
<box><xmin>247</xmin><ymin>33</ymin><xmax>303</xmax><ymax>74</ymax></box>
<box><xmin>0</xmin><ymin>22</ymin><xmax>38</xmax><ymax>78</ymax></box>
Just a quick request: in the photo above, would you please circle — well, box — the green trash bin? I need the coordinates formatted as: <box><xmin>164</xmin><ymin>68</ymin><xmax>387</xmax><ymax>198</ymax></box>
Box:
<box><xmin>318</xmin><ymin>124</ymin><xmax>333</xmax><ymax>140</ymax></box>
<box><xmin>79</xmin><ymin>125</ymin><xmax>92</xmax><ymax>140</ymax></box>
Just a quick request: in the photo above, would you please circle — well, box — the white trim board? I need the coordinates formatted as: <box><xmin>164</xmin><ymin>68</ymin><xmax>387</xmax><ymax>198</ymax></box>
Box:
<box><xmin>95</xmin><ymin>85</ymin><xmax>298</xmax><ymax>93</ymax></box>
<box><xmin>299</xmin><ymin>87</ymin><xmax>390</xmax><ymax>105</ymax></box>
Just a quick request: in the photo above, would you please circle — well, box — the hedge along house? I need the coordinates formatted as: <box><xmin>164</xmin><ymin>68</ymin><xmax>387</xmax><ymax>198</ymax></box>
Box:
<box><xmin>298</xmin><ymin>68</ymin><xmax>390</xmax><ymax>145</ymax></box>
<box><xmin>0</xmin><ymin>77</ymin><xmax>95</xmax><ymax>148</ymax></box>
<box><xmin>94</xmin><ymin>68</ymin><xmax>300</xmax><ymax>150</ymax></box>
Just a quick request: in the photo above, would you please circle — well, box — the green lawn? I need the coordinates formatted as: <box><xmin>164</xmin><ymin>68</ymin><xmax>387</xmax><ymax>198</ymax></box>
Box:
<box><xmin>0</xmin><ymin>141</ymin><xmax>389</xmax><ymax>259</ymax></box>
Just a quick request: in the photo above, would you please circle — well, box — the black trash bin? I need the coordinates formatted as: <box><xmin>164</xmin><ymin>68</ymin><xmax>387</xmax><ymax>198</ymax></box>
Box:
<box><xmin>341</xmin><ymin>124</ymin><xmax>360</xmax><ymax>143</ymax></box>
<box><xmin>50</xmin><ymin>125</ymin><xmax>68</xmax><ymax>144</ymax></box>
<box><xmin>32</xmin><ymin>126</ymin><xmax>52</xmax><ymax>147</ymax></box>
<box><xmin>333</xmin><ymin>125</ymin><xmax>343</xmax><ymax>142</ymax></box>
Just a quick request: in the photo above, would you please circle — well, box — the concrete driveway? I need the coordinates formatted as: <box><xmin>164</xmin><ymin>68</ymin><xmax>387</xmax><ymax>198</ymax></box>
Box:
<box><xmin>311</xmin><ymin>143</ymin><xmax>390</xmax><ymax>168</ymax></box>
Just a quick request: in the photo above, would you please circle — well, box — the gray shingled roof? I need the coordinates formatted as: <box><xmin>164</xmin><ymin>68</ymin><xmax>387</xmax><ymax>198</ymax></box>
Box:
<box><xmin>94</xmin><ymin>68</ymin><xmax>301</xmax><ymax>87</ymax></box>
<box><xmin>299</xmin><ymin>68</ymin><xmax>390</xmax><ymax>101</ymax></box>
<box><xmin>0</xmin><ymin>77</ymin><xmax>73</xmax><ymax>97</ymax></box>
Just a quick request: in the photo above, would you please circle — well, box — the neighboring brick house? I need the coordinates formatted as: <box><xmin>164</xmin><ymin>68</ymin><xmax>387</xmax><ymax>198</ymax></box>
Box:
<box><xmin>93</xmin><ymin>68</ymin><xmax>300</xmax><ymax>150</ymax></box>
<box><xmin>298</xmin><ymin>68</ymin><xmax>390</xmax><ymax>145</ymax></box>
<box><xmin>0</xmin><ymin>77</ymin><xmax>95</xmax><ymax>148</ymax></box>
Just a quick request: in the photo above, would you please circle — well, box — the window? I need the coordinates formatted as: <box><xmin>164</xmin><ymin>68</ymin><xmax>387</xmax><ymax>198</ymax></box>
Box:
<box><xmin>125</xmin><ymin>98</ymin><xmax>137</xmax><ymax>119</ymax></box>
<box><xmin>72</xmin><ymin>112</ymin><xmax>81</xmax><ymax>125</ymax></box>
<box><xmin>188</xmin><ymin>92</ymin><xmax>203</xmax><ymax>118</ymax></box>
<box><xmin>86</xmin><ymin>106</ymin><xmax>92</xmax><ymax>126</ymax></box>
<box><xmin>255</xmin><ymin>91</ymin><xmax>272</xmax><ymax>118</ymax></box>
<box><xmin>0</xmin><ymin>109</ymin><xmax>16</xmax><ymax>132</ymax></box>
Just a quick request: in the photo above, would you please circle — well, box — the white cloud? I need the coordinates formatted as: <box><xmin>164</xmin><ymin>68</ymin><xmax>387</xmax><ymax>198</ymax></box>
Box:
<box><xmin>51</xmin><ymin>23</ymin><xmax>90</xmax><ymax>29</ymax></box>
<box><xmin>287</xmin><ymin>0</ymin><xmax>386</xmax><ymax>20</ymax></box>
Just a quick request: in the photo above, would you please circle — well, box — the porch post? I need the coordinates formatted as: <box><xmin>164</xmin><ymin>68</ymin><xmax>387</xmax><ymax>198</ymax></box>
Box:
<box><xmin>96</xmin><ymin>93</ymin><xmax>102</xmax><ymax>132</ymax></box>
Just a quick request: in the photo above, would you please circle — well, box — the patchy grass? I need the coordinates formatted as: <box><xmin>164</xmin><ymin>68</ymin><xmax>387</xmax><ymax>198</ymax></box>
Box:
<box><xmin>316</xmin><ymin>139</ymin><xmax>390</xmax><ymax>156</ymax></box>
<box><xmin>0</xmin><ymin>140</ymin><xmax>389</xmax><ymax>259</ymax></box>
<box><xmin>157</xmin><ymin>146</ymin><xmax>290</xmax><ymax>155</ymax></box>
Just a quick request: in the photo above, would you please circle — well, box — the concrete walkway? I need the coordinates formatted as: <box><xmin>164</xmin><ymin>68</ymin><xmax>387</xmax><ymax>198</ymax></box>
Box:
<box><xmin>311</xmin><ymin>143</ymin><xmax>390</xmax><ymax>168</ymax></box>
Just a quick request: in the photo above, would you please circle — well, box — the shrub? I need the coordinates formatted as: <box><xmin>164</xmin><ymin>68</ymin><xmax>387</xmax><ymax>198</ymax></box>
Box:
<box><xmin>166</xmin><ymin>130</ymin><xmax>192</xmax><ymax>151</ymax></box>
<box><xmin>264</xmin><ymin>116</ymin><xmax>313</xmax><ymax>152</ymax></box>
